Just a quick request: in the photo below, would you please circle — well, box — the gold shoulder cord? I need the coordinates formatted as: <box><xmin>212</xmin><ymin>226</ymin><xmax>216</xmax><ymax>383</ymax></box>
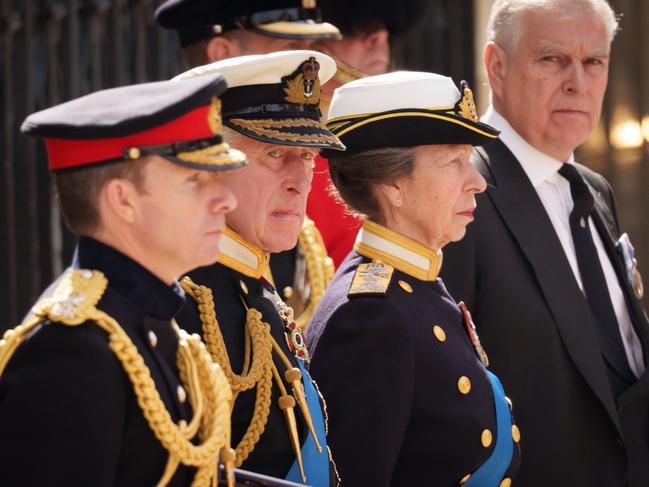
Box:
<box><xmin>295</xmin><ymin>219</ymin><xmax>334</xmax><ymax>330</ymax></box>
<box><xmin>181</xmin><ymin>277</ymin><xmax>322</xmax><ymax>483</ymax></box>
<box><xmin>0</xmin><ymin>270</ymin><xmax>234</xmax><ymax>487</ymax></box>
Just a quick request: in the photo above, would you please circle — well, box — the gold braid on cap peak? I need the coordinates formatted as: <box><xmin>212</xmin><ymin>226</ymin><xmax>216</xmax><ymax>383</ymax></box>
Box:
<box><xmin>229</xmin><ymin>118</ymin><xmax>341</xmax><ymax>146</ymax></box>
<box><xmin>312</xmin><ymin>42</ymin><xmax>367</xmax><ymax>85</ymax></box>
<box><xmin>0</xmin><ymin>269</ymin><xmax>233</xmax><ymax>487</ymax></box>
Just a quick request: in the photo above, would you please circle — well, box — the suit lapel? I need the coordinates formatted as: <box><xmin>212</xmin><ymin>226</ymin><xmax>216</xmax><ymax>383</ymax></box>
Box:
<box><xmin>581</xmin><ymin>169</ymin><xmax>649</xmax><ymax>402</ymax></box>
<box><xmin>477</xmin><ymin>141</ymin><xmax>622</xmax><ymax>434</ymax></box>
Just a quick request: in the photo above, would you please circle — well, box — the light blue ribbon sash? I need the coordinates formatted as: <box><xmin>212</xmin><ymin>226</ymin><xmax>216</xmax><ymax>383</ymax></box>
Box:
<box><xmin>463</xmin><ymin>370</ymin><xmax>514</xmax><ymax>487</ymax></box>
<box><xmin>285</xmin><ymin>360</ymin><xmax>329</xmax><ymax>486</ymax></box>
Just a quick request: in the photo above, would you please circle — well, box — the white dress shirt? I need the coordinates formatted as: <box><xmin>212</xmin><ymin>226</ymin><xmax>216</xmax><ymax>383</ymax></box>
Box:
<box><xmin>483</xmin><ymin>106</ymin><xmax>645</xmax><ymax>377</ymax></box>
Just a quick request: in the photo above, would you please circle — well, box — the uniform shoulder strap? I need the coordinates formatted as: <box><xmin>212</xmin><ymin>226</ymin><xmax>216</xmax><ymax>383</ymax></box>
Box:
<box><xmin>0</xmin><ymin>268</ymin><xmax>108</xmax><ymax>376</ymax></box>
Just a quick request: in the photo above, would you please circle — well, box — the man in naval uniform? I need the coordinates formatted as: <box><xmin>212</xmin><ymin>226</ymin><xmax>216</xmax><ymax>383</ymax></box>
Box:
<box><xmin>156</xmin><ymin>0</ymin><xmax>340</xmax><ymax>327</ymax></box>
<box><xmin>0</xmin><ymin>75</ymin><xmax>243</xmax><ymax>485</ymax></box>
<box><xmin>173</xmin><ymin>51</ymin><xmax>345</xmax><ymax>486</ymax></box>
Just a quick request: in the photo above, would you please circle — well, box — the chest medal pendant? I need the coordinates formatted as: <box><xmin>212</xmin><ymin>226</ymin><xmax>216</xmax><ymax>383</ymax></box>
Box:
<box><xmin>459</xmin><ymin>301</ymin><xmax>489</xmax><ymax>367</ymax></box>
<box><xmin>266</xmin><ymin>282</ymin><xmax>310</xmax><ymax>363</ymax></box>
<box><xmin>617</xmin><ymin>233</ymin><xmax>644</xmax><ymax>300</ymax></box>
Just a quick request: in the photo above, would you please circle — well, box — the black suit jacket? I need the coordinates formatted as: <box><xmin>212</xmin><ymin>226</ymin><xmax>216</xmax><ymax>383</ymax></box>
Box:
<box><xmin>441</xmin><ymin>139</ymin><xmax>649</xmax><ymax>487</ymax></box>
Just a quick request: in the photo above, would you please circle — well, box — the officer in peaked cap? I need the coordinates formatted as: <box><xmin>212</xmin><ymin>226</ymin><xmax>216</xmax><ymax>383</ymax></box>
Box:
<box><xmin>156</xmin><ymin>0</ymin><xmax>341</xmax><ymax>66</ymax></box>
<box><xmin>0</xmin><ymin>75</ymin><xmax>243</xmax><ymax>486</ymax></box>
<box><xmin>307</xmin><ymin>0</ymin><xmax>432</xmax><ymax>270</ymax></box>
<box><xmin>156</xmin><ymin>0</ymin><xmax>340</xmax><ymax>336</ymax></box>
<box><xmin>306</xmin><ymin>71</ymin><xmax>521</xmax><ymax>486</ymax></box>
<box><xmin>173</xmin><ymin>50</ymin><xmax>344</xmax><ymax>486</ymax></box>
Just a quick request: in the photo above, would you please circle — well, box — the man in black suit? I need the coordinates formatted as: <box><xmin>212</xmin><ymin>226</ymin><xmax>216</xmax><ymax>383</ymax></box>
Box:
<box><xmin>441</xmin><ymin>1</ymin><xmax>649</xmax><ymax>486</ymax></box>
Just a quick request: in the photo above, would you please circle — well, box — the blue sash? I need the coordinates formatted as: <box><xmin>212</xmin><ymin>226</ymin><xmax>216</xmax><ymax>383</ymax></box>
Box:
<box><xmin>463</xmin><ymin>370</ymin><xmax>514</xmax><ymax>487</ymax></box>
<box><xmin>285</xmin><ymin>360</ymin><xmax>330</xmax><ymax>486</ymax></box>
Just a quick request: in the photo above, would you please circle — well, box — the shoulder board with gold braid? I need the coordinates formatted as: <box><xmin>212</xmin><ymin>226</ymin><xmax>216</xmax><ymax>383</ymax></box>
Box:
<box><xmin>348</xmin><ymin>262</ymin><xmax>394</xmax><ymax>296</ymax></box>
<box><xmin>295</xmin><ymin>218</ymin><xmax>335</xmax><ymax>330</ymax></box>
<box><xmin>0</xmin><ymin>268</ymin><xmax>234</xmax><ymax>486</ymax></box>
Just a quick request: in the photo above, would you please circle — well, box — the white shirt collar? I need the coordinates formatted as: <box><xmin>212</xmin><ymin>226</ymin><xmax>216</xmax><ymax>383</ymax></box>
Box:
<box><xmin>482</xmin><ymin>106</ymin><xmax>575</xmax><ymax>187</ymax></box>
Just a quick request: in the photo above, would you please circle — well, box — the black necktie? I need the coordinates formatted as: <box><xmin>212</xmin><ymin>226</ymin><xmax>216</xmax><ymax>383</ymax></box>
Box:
<box><xmin>558</xmin><ymin>163</ymin><xmax>635</xmax><ymax>392</ymax></box>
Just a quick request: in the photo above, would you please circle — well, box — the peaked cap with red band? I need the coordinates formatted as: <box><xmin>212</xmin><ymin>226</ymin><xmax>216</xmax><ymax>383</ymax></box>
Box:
<box><xmin>21</xmin><ymin>73</ymin><xmax>247</xmax><ymax>172</ymax></box>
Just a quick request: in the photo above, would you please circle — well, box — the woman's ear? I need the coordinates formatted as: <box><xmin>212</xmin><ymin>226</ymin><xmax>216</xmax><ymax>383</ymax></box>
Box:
<box><xmin>377</xmin><ymin>181</ymin><xmax>404</xmax><ymax>208</ymax></box>
<box><xmin>101</xmin><ymin>178</ymin><xmax>140</xmax><ymax>225</ymax></box>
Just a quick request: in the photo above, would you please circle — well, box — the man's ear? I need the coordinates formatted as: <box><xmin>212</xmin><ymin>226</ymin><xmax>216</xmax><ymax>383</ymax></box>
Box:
<box><xmin>206</xmin><ymin>36</ymin><xmax>241</xmax><ymax>62</ymax></box>
<box><xmin>484</xmin><ymin>41</ymin><xmax>508</xmax><ymax>102</ymax></box>
<box><xmin>101</xmin><ymin>179</ymin><xmax>140</xmax><ymax>225</ymax></box>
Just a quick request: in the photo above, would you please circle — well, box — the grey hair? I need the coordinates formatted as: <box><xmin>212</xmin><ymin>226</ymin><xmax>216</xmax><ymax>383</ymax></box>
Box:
<box><xmin>486</xmin><ymin>0</ymin><xmax>619</xmax><ymax>53</ymax></box>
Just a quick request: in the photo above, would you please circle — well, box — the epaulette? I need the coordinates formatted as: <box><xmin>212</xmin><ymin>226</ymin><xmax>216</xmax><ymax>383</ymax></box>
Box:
<box><xmin>32</xmin><ymin>269</ymin><xmax>108</xmax><ymax>325</ymax></box>
<box><xmin>348</xmin><ymin>262</ymin><xmax>394</xmax><ymax>296</ymax></box>
<box><xmin>0</xmin><ymin>268</ymin><xmax>107</xmax><ymax>376</ymax></box>
<box><xmin>295</xmin><ymin>218</ymin><xmax>335</xmax><ymax>329</ymax></box>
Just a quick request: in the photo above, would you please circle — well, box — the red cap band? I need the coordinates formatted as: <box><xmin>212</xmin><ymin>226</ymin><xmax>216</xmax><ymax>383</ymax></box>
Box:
<box><xmin>45</xmin><ymin>104</ymin><xmax>213</xmax><ymax>170</ymax></box>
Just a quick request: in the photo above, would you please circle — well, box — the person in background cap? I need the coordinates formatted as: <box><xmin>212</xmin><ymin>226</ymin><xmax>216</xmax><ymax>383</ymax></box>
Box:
<box><xmin>306</xmin><ymin>72</ymin><xmax>520</xmax><ymax>486</ymax></box>
<box><xmin>156</xmin><ymin>0</ymin><xmax>340</xmax><ymax>333</ymax></box>
<box><xmin>306</xmin><ymin>0</ymin><xmax>428</xmax><ymax>269</ymax></box>
<box><xmin>0</xmin><ymin>75</ymin><xmax>244</xmax><ymax>486</ymax></box>
<box><xmin>155</xmin><ymin>0</ymin><xmax>341</xmax><ymax>66</ymax></box>
<box><xmin>174</xmin><ymin>51</ymin><xmax>344</xmax><ymax>486</ymax></box>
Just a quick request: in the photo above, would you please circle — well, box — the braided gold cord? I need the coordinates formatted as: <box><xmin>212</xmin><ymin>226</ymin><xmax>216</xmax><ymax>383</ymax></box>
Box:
<box><xmin>296</xmin><ymin>220</ymin><xmax>335</xmax><ymax>330</ymax></box>
<box><xmin>181</xmin><ymin>277</ymin><xmax>276</xmax><ymax>467</ymax></box>
<box><xmin>181</xmin><ymin>278</ymin><xmax>269</xmax><ymax>392</ymax></box>
<box><xmin>0</xmin><ymin>268</ymin><xmax>233</xmax><ymax>487</ymax></box>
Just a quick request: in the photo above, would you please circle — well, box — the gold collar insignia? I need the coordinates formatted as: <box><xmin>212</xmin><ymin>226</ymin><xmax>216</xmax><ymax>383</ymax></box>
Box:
<box><xmin>217</xmin><ymin>228</ymin><xmax>268</xmax><ymax>279</ymax></box>
<box><xmin>354</xmin><ymin>220</ymin><xmax>443</xmax><ymax>281</ymax></box>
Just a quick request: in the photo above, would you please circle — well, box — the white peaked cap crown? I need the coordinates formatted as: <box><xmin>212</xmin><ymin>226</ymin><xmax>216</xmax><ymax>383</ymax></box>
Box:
<box><xmin>328</xmin><ymin>71</ymin><xmax>461</xmax><ymax>121</ymax></box>
<box><xmin>174</xmin><ymin>50</ymin><xmax>337</xmax><ymax>87</ymax></box>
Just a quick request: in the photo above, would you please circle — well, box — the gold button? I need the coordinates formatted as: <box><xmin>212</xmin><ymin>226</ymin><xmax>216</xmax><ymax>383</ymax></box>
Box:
<box><xmin>500</xmin><ymin>478</ymin><xmax>512</xmax><ymax>487</ymax></box>
<box><xmin>481</xmin><ymin>429</ymin><xmax>493</xmax><ymax>447</ymax></box>
<box><xmin>460</xmin><ymin>473</ymin><xmax>471</xmax><ymax>484</ymax></box>
<box><xmin>433</xmin><ymin>325</ymin><xmax>446</xmax><ymax>342</ymax></box>
<box><xmin>148</xmin><ymin>330</ymin><xmax>158</xmax><ymax>348</ymax></box>
<box><xmin>127</xmin><ymin>147</ymin><xmax>141</xmax><ymax>159</ymax></box>
<box><xmin>398</xmin><ymin>280</ymin><xmax>413</xmax><ymax>293</ymax></box>
<box><xmin>177</xmin><ymin>385</ymin><xmax>187</xmax><ymax>403</ymax></box>
<box><xmin>239</xmin><ymin>280</ymin><xmax>248</xmax><ymax>294</ymax></box>
<box><xmin>458</xmin><ymin>376</ymin><xmax>471</xmax><ymax>394</ymax></box>
<box><xmin>512</xmin><ymin>424</ymin><xmax>521</xmax><ymax>443</ymax></box>
<box><xmin>283</xmin><ymin>286</ymin><xmax>293</xmax><ymax>299</ymax></box>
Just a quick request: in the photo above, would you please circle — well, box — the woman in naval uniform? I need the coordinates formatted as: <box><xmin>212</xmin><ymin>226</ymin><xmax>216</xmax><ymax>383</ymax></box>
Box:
<box><xmin>306</xmin><ymin>72</ymin><xmax>521</xmax><ymax>487</ymax></box>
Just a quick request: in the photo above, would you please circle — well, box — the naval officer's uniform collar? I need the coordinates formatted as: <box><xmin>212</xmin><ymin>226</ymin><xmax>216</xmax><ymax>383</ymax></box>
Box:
<box><xmin>217</xmin><ymin>227</ymin><xmax>270</xmax><ymax>279</ymax></box>
<box><xmin>354</xmin><ymin>220</ymin><xmax>443</xmax><ymax>282</ymax></box>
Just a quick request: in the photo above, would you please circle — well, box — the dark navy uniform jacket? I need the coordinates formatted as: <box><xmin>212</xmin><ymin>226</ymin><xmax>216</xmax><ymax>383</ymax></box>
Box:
<box><xmin>0</xmin><ymin>237</ymin><xmax>194</xmax><ymax>487</ymax></box>
<box><xmin>307</xmin><ymin>221</ymin><xmax>520</xmax><ymax>487</ymax></box>
<box><xmin>177</xmin><ymin>229</ymin><xmax>314</xmax><ymax>480</ymax></box>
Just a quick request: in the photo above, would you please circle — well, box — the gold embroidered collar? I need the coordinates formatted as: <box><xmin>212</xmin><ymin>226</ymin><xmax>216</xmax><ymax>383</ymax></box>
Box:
<box><xmin>217</xmin><ymin>227</ymin><xmax>268</xmax><ymax>279</ymax></box>
<box><xmin>354</xmin><ymin>220</ymin><xmax>443</xmax><ymax>281</ymax></box>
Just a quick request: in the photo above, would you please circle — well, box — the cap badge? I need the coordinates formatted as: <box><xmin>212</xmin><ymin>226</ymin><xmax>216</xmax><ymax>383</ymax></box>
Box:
<box><xmin>302</xmin><ymin>0</ymin><xmax>317</xmax><ymax>9</ymax></box>
<box><xmin>208</xmin><ymin>97</ymin><xmax>223</xmax><ymax>135</ymax></box>
<box><xmin>456</xmin><ymin>80</ymin><xmax>478</xmax><ymax>122</ymax></box>
<box><xmin>283</xmin><ymin>57</ymin><xmax>321</xmax><ymax>105</ymax></box>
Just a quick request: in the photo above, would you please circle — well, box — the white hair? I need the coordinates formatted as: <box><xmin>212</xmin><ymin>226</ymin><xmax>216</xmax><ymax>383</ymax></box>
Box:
<box><xmin>486</xmin><ymin>0</ymin><xmax>619</xmax><ymax>53</ymax></box>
